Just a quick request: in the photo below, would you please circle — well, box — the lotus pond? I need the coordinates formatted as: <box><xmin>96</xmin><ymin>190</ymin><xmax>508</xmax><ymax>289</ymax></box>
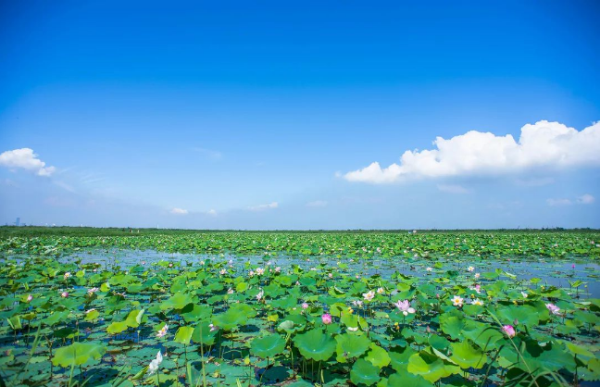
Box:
<box><xmin>1</xmin><ymin>231</ymin><xmax>600</xmax><ymax>387</ymax></box>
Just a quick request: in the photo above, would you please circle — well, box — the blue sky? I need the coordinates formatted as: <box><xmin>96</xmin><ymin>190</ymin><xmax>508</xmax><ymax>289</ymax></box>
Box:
<box><xmin>1</xmin><ymin>0</ymin><xmax>599</xmax><ymax>229</ymax></box>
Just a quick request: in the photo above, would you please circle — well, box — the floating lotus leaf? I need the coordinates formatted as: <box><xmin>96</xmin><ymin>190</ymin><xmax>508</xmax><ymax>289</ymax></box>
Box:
<box><xmin>335</xmin><ymin>333</ymin><xmax>371</xmax><ymax>362</ymax></box>
<box><xmin>250</xmin><ymin>334</ymin><xmax>286</xmax><ymax>358</ymax></box>
<box><xmin>350</xmin><ymin>359</ymin><xmax>381</xmax><ymax>386</ymax></box>
<box><xmin>293</xmin><ymin>329</ymin><xmax>336</xmax><ymax>361</ymax></box>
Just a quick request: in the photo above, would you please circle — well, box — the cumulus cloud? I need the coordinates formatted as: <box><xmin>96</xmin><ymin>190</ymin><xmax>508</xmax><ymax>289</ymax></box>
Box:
<box><xmin>306</xmin><ymin>200</ymin><xmax>328</xmax><ymax>208</ymax></box>
<box><xmin>170</xmin><ymin>207</ymin><xmax>189</xmax><ymax>215</ymax></box>
<box><xmin>0</xmin><ymin>148</ymin><xmax>56</xmax><ymax>176</ymax></box>
<box><xmin>577</xmin><ymin>194</ymin><xmax>595</xmax><ymax>204</ymax></box>
<box><xmin>248</xmin><ymin>202</ymin><xmax>278</xmax><ymax>211</ymax></box>
<box><xmin>344</xmin><ymin>120</ymin><xmax>600</xmax><ymax>184</ymax></box>
<box><xmin>437</xmin><ymin>184</ymin><xmax>469</xmax><ymax>194</ymax></box>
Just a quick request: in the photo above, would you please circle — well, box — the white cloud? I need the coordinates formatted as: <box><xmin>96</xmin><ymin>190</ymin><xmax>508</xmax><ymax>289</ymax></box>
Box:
<box><xmin>577</xmin><ymin>194</ymin><xmax>595</xmax><ymax>204</ymax></box>
<box><xmin>437</xmin><ymin>184</ymin><xmax>469</xmax><ymax>194</ymax></box>
<box><xmin>547</xmin><ymin>198</ymin><xmax>572</xmax><ymax>206</ymax></box>
<box><xmin>547</xmin><ymin>194</ymin><xmax>595</xmax><ymax>207</ymax></box>
<box><xmin>207</xmin><ymin>209</ymin><xmax>218</xmax><ymax>216</ymax></box>
<box><xmin>344</xmin><ymin>120</ymin><xmax>600</xmax><ymax>184</ymax></box>
<box><xmin>0</xmin><ymin>148</ymin><xmax>56</xmax><ymax>176</ymax></box>
<box><xmin>306</xmin><ymin>200</ymin><xmax>328</xmax><ymax>208</ymax></box>
<box><xmin>514</xmin><ymin>177</ymin><xmax>555</xmax><ymax>187</ymax></box>
<box><xmin>170</xmin><ymin>207</ymin><xmax>189</xmax><ymax>215</ymax></box>
<box><xmin>248</xmin><ymin>202</ymin><xmax>278</xmax><ymax>211</ymax></box>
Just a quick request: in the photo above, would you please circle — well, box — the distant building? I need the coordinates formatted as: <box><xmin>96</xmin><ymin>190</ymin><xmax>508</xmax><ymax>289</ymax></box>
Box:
<box><xmin>15</xmin><ymin>217</ymin><xmax>20</xmax><ymax>226</ymax></box>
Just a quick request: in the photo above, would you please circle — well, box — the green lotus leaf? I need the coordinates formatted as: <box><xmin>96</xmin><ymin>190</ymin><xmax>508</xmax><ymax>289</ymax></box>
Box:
<box><xmin>212</xmin><ymin>308</ymin><xmax>248</xmax><ymax>331</ymax></box>
<box><xmin>365</xmin><ymin>343</ymin><xmax>391</xmax><ymax>368</ymax></box>
<box><xmin>350</xmin><ymin>359</ymin><xmax>381</xmax><ymax>386</ymax></box>
<box><xmin>160</xmin><ymin>292</ymin><xmax>194</xmax><ymax>311</ymax></box>
<box><xmin>387</xmin><ymin>372</ymin><xmax>434</xmax><ymax>387</ymax></box>
<box><xmin>389</xmin><ymin>346</ymin><xmax>417</xmax><ymax>372</ymax></box>
<box><xmin>250</xmin><ymin>334</ymin><xmax>286</xmax><ymax>359</ymax></box>
<box><xmin>450</xmin><ymin>340</ymin><xmax>487</xmax><ymax>369</ymax></box>
<box><xmin>181</xmin><ymin>304</ymin><xmax>212</xmax><ymax>323</ymax></box>
<box><xmin>106</xmin><ymin>320</ymin><xmax>129</xmax><ymax>334</ymax></box>
<box><xmin>52</xmin><ymin>342</ymin><xmax>106</xmax><ymax>368</ymax></box>
<box><xmin>407</xmin><ymin>351</ymin><xmax>460</xmax><ymax>382</ymax></box>
<box><xmin>192</xmin><ymin>321</ymin><xmax>218</xmax><ymax>346</ymax></box>
<box><xmin>174</xmin><ymin>326</ymin><xmax>195</xmax><ymax>345</ymax></box>
<box><xmin>335</xmin><ymin>333</ymin><xmax>371</xmax><ymax>362</ymax></box>
<box><xmin>293</xmin><ymin>329</ymin><xmax>336</xmax><ymax>362</ymax></box>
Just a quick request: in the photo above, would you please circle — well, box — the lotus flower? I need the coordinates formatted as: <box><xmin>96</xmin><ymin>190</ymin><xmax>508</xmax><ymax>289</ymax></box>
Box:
<box><xmin>328</xmin><ymin>273</ymin><xmax>333</xmax><ymax>278</ymax></box>
<box><xmin>521</xmin><ymin>292</ymin><xmax>528</xmax><ymax>298</ymax></box>
<box><xmin>88</xmin><ymin>287</ymin><xmax>99</xmax><ymax>295</ymax></box>
<box><xmin>322</xmin><ymin>313</ymin><xmax>332</xmax><ymax>325</ymax></box>
<box><xmin>64</xmin><ymin>272</ymin><xmax>71</xmax><ymax>280</ymax></box>
<box><xmin>352</xmin><ymin>300</ymin><xmax>363</xmax><ymax>307</ymax></box>
<box><xmin>451</xmin><ymin>295</ymin><xmax>464</xmax><ymax>307</ymax></box>
<box><xmin>61</xmin><ymin>291</ymin><xmax>69</xmax><ymax>298</ymax></box>
<box><xmin>474</xmin><ymin>273</ymin><xmax>480</xmax><ymax>279</ymax></box>
<box><xmin>502</xmin><ymin>325</ymin><xmax>516</xmax><ymax>338</ymax></box>
<box><xmin>363</xmin><ymin>290</ymin><xmax>375</xmax><ymax>301</ymax></box>
<box><xmin>426</xmin><ymin>267</ymin><xmax>433</xmax><ymax>272</ymax></box>
<box><xmin>256</xmin><ymin>289</ymin><xmax>264</xmax><ymax>301</ymax></box>
<box><xmin>248</xmin><ymin>270</ymin><xmax>255</xmax><ymax>277</ymax></box>
<box><xmin>148</xmin><ymin>351</ymin><xmax>163</xmax><ymax>375</ymax></box>
<box><xmin>220</xmin><ymin>269</ymin><xmax>227</xmax><ymax>275</ymax></box>
<box><xmin>227</xmin><ymin>288</ymin><xmax>234</xmax><ymax>294</ymax></box>
<box><xmin>546</xmin><ymin>303</ymin><xmax>561</xmax><ymax>315</ymax></box>
<box><xmin>467</xmin><ymin>266</ymin><xmax>475</xmax><ymax>272</ymax></box>
<box><xmin>471</xmin><ymin>298</ymin><xmax>484</xmax><ymax>306</ymax></box>
<box><xmin>209</xmin><ymin>323</ymin><xmax>218</xmax><ymax>332</ymax></box>
<box><xmin>302</xmin><ymin>302</ymin><xmax>309</xmax><ymax>309</ymax></box>
<box><xmin>255</xmin><ymin>268</ymin><xmax>265</xmax><ymax>276</ymax></box>
<box><xmin>156</xmin><ymin>324</ymin><xmax>169</xmax><ymax>338</ymax></box>
<box><xmin>395</xmin><ymin>300</ymin><xmax>415</xmax><ymax>316</ymax></box>
<box><xmin>275</xmin><ymin>267</ymin><xmax>281</xmax><ymax>273</ymax></box>
<box><xmin>377</xmin><ymin>287</ymin><xmax>385</xmax><ymax>295</ymax></box>
<box><xmin>26</xmin><ymin>294</ymin><xmax>33</xmax><ymax>302</ymax></box>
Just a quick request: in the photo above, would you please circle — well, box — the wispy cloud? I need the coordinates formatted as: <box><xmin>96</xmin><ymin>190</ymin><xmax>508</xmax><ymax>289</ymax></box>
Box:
<box><xmin>170</xmin><ymin>207</ymin><xmax>189</xmax><ymax>215</ymax></box>
<box><xmin>576</xmin><ymin>194</ymin><xmax>595</xmax><ymax>204</ymax></box>
<box><xmin>344</xmin><ymin>120</ymin><xmax>600</xmax><ymax>184</ymax></box>
<box><xmin>0</xmin><ymin>148</ymin><xmax>56</xmax><ymax>176</ymax></box>
<box><xmin>547</xmin><ymin>198</ymin><xmax>572</xmax><ymax>206</ymax></box>
<box><xmin>248</xmin><ymin>202</ymin><xmax>278</xmax><ymax>211</ymax></box>
<box><xmin>192</xmin><ymin>147</ymin><xmax>222</xmax><ymax>161</ymax></box>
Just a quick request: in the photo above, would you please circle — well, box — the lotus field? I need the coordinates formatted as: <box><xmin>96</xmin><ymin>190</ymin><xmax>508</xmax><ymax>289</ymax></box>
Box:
<box><xmin>1</xmin><ymin>231</ymin><xmax>600</xmax><ymax>387</ymax></box>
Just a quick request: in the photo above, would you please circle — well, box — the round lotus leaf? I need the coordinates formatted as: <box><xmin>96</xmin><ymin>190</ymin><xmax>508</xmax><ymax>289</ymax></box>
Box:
<box><xmin>251</xmin><ymin>334</ymin><xmax>286</xmax><ymax>359</ymax></box>
<box><xmin>350</xmin><ymin>359</ymin><xmax>381</xmax><ymax>386</ymax></box>
<box><xmin>293</xmin><ymin>329</ymin><xmax>336</xmax><ymax>362</ymax></box>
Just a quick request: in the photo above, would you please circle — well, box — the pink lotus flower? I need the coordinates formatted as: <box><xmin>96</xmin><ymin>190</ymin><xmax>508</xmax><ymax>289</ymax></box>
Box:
<box><xmin>395</xmin><ymin>300</ymin><xmax>415</xmax><ymax>316</ymax></box>
<box><xmin>26</xmin><ymin>294</ymin><xmax>33</xmax><ymax>302</ymax></box>
<box><xmin>64</xmin><ymin>272</ymin><xmax>71</xmax><ymax>280</ymax></box>
<box><xmin>502</xmin><ymin>325</ymin><xmax>516</xmax><ymax>338</ymax></box>
<box><xmin>321</xmin><ymin>313</ymin><xmax>332</xmax><ymax>325</ymax></box>
<box><xmin>88</xmin><ymin>287</ymin><xmax>99</xmax><ymax>295</ymax></box>
<box><xmin>546</xmin><ymin>303</ymin><xmax>561</xmax><ymax>315</ymax></box>
<box><xmin>302</xmin><ymin>302</ymin><xmax>309</xmax><ymax>309</ymax></box>
<box><xmin>156</xmin><ymin>324</ymin><xmax>169</xmax><ymax>338</ymax></box>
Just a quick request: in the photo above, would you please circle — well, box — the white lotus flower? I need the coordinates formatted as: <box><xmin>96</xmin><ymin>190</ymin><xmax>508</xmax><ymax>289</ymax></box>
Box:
<box><xmin>148</xmin><ymin>351</ymin><xmax>163</xmax><ymax>375</ymax></box>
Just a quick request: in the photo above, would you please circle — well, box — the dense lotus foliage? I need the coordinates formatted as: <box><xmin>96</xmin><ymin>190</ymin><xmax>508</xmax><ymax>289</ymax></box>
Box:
<box><xmin>0</xmin><ymin>231</ymin><xmax>599</xmax><ymax>386</ymax></box>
